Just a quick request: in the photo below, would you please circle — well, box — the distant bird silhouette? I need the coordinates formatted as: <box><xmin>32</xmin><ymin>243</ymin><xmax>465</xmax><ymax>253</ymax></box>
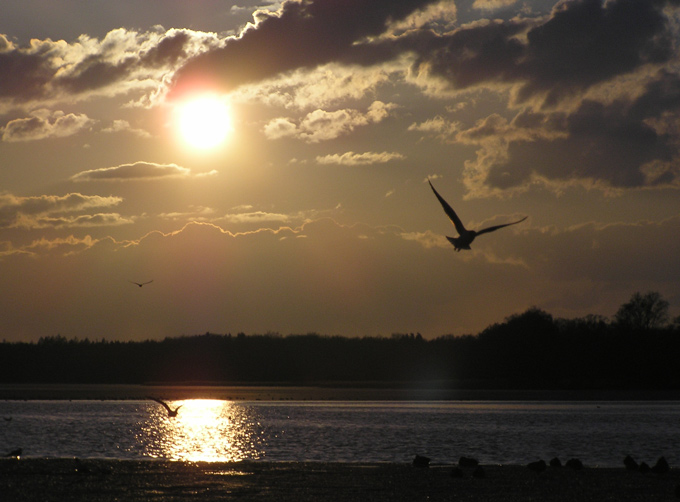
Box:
<box><xmin>652</xmin><ymin>457</ymin><xmax>670</xmax><ymax>474</ymax></box>
<box><xmin>624</xmin><ymin>455</ymin><xmax>638</xmax><ymax>471</ymax></box>
<box><xmin>527</xmin><ymin>459</ymin><xmax>547</xmax><ymax>473</ymax></box>
<box><xmin>428</xmin><ymin>179</ymin><xmax>527</xmax><ymax>251</ymax></box>
<box><xmin>130</xmin><ymin>280</ymin><xmax>153</xmax><ymax>288</ymax></box>
<box><xmin>149</xmin><ymin>397</ymin><xmax>182</xmax><ymax>417</ymax></box>
<box><xmin>550</xmin><ymin>457</ymin><xmax>562</xmax><ymax>468</ymax></box>
<box><xmin>412</xmin><ymin>454</ymin><xmax>430</xmax><ymax>468</ymax></box>
<box><xmin>566</xmin><ymin>458</ymin><xmax>583</xmax><ymax>470</ymax></box>
<box><xmin>459</xmin><ymin>456</ymin><xmax>479</xmax><ymax>468</ymax></box>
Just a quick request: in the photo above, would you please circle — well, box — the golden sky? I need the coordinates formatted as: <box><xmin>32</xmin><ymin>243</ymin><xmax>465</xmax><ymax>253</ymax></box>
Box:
<box><xmin>1</xmin><ymin>0</ymin><xmax>679</xmax><ymax>341</ymax></box>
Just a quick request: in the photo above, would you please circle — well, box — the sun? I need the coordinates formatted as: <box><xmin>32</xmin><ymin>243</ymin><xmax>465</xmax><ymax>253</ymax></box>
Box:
<box><xmin>176</xmin><ymin>94</ymin><xmax>233</xmax><ymax>150</ymax></box>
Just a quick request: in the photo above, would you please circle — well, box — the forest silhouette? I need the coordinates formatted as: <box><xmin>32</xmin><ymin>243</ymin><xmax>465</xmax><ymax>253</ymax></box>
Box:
<box><xmin>1</xmin><ymin>292</ymin><xmax>678</xmax><ymax>390</ymax></box>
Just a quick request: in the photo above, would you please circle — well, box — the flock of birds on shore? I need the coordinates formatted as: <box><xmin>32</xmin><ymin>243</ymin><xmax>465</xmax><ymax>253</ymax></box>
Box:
<box><xmin>412</xmin><ymin>453</ymin><xmax>672</xmax><ymax>478</ymax></box>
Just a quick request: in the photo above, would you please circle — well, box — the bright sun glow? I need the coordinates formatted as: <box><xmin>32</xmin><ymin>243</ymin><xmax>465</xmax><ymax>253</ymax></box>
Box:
<box><xmin>176</xmin><ymin>95</ymin><xmax>233</xmax><ymax>150</ymax></box>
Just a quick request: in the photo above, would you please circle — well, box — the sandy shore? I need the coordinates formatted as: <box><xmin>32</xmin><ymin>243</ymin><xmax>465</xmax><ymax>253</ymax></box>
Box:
<box><xmin>1</xmin><ymin>459</ymin><xmax>678</xmax><ymax>501</ymax></box>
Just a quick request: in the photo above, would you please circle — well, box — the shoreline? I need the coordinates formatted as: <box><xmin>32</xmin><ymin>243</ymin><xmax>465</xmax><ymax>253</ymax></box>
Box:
<box><xmin>1</xmin><ymin>459</ymin><xmax>678</xmax><ymax>501</ymax></box>
<box><xmin>2</xmin><ymin>384</ymin><xmax>680</xmax><ymax>401</ymax></box>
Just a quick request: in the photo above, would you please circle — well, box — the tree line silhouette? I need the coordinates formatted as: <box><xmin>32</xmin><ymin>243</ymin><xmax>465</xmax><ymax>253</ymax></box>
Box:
<box><xmin>1</xmin><ymin>291</ymin><xmax>678</xmax><ymax>389</ymax></box>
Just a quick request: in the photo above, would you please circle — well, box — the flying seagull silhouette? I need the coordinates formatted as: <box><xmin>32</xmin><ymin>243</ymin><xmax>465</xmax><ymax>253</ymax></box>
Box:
<box><xmin>428</xmin><ymin>179</ymin><xmax>527</xmax><ymax>252</ymax></box>
<box><xmin>130</xmin><ymin>280</ymin><xmax>153</xmax><ymax>288</ymax></box>
<box><xmin>149</xmin><ymin>397</ymin><xmax>182</xmax><ymax>417</ymax></box>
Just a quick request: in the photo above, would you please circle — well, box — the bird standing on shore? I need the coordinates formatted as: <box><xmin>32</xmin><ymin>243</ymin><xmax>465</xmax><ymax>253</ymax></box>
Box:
<box><xmin>428</xmin><ymin>179</ymin><xmax>527</xmax><ymax>251</ymax></box>
<box><xmin>149</xmin><ymin>397</ymin><xmax>182</xmax><ymax>417</ymax></box>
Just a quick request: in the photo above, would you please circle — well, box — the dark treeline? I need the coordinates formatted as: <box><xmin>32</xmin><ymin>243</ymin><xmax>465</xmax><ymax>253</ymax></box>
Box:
<box><xmin>1</xmin><ymin>292</ymin><xmax>679</xmax><ymax>389</ymax></box>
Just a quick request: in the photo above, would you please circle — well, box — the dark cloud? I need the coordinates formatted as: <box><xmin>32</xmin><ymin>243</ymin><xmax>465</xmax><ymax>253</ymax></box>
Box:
<box><xmin>0</xmin><ymin>36</ymin><xmax>54</xmax><ymax>101</ymax></box>
<box><xmin>481</xmin><ymin>71</ymin><xmax>680</xmax><ymax>190</ymax></box>
<box><xmin>140</xmin><ymin>31</ymin><xmax>190</xmax><ymax>68</ymax></box>
<box><xmin>56</xmin><ymin>31</ymin><xmax>191</xmax><ymax>95</ymax></box>
<box><xmin>0</xmin><ymin>30</ymin><xmax>198</xmax><ymax>104</ymax></box>
<box><xmin>518</xmin><ymin>0</ymin><xmax>677</xmax><ymax>105</ymax></box>
<box><xmin>170</xmin><ymin>0</ymin><xmax>679</xmax><ymax>108</ymax></box>
<box><xmin>396</xmin><ymin>0</ymin><xmax>679</xmax><ymax>105</ymax></box>
<box><xmin>170</xmin><ymin>0</ymin><xmax>438</xmax><ymax>96</ymax></box>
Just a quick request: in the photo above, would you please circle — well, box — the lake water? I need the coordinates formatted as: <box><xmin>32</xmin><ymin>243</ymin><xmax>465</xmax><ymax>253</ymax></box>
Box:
<box><xmin>1</xmin><ymin>400</ymin><xmax>679</xmax><ymax>467</ymax></box>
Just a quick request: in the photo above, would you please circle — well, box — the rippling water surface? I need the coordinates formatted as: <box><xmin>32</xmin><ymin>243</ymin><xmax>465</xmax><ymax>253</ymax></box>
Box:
<box><xmin>1</xmin><ymin>400</ymin><xmax>679</xmax><ymax>466</ymax></box>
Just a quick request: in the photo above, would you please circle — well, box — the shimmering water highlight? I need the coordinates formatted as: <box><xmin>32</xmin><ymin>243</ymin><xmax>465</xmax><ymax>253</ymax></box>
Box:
<box><xmin>1</xmin><ymin>400</ymin><xmax>679</xmax><ymax>467</ymax></box>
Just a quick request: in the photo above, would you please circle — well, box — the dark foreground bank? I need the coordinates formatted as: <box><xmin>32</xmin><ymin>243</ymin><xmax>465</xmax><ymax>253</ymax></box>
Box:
<box><xmin>1</xmin><ymin>459</ymin><xmax>679</xmax><ymax>501</ymax></box>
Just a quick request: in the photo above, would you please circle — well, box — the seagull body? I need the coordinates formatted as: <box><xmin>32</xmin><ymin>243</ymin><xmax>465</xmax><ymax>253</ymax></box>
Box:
<box><xmin>428</xmin><ymin>179</ymin><xmax>527</xmax><ymax>251</ymax></box>
<box><xmin>130</xmin><ymin>280</ymin><xmax>153</xmax><ymax>288</ymax></box>
<box><xmin>149</xmin><ymin>397</ymin><xmax>182</xmax><ymax>417</ymax></box>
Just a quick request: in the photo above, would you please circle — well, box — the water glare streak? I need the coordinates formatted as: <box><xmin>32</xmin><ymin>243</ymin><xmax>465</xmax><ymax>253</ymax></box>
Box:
<box><xmin>137</xmin><ymin>400</ymin><xmax>265</xmax><ymax>462</ymax></box>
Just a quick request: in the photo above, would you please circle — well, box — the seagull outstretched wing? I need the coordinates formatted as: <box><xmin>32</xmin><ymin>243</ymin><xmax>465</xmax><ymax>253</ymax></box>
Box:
<box><xmin>428</xmin><ymin>179</ymin><xmax>467</xmax><ymax>235</ymax></box>
<box><xmin>476</xmin><ymin>217</ymin><xmax>528</xmax><ymax>236</ymax></box>
<box><xmin>149</xmin><ymin>397</ymin><xmax>182</xmax><ymax>417</ymax></box>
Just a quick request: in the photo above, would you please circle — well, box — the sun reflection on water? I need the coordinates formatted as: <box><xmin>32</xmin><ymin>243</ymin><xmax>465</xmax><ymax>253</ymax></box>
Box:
<box><xmin>139</xmin><ymin>399</ymin><xmax>265</xmax><ymax>462</ymax></box>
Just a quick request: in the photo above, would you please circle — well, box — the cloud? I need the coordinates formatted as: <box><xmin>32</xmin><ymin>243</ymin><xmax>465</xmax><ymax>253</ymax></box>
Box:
<box><xmin>13</xmin><ymin>213</ymin><xmax>133</xmax><ymax>230</ymax></box>
<box><xmin>456</xmin><ymin>71</ymin><xmax>680</xmax><ymax>195</ymax></box>
<box><xmin>233</xmin><ymin>62</ymin><xmax>398</xmax><ymax>110</ymax></box>
<box><xmin>169</xmin><ymin>0</ymin><xmax>680</xmax><ymax>196</ymax></box>
<box><xmin>0</xmin><ymin>28</ymin><xmax>220</xmax><ymax>108</ymax></box>
<box><xmin>1</xmin><ymin>110</ymin><xmax>95</xmax><ymax>142</ymax></box>
<box><xmin>222</xmin><ymin>211</ymin><xmax>291</xmax><ymax>224</ymax></box>
<box><xmin>408</xmin><ymin>115</ymin><xmax>460</xmax><ymax>142</ymax></box>
<box><xmin>472</xmin><ymin>0</ymin><xmax>518</xmax><ymax>10</ymax></box>
<box><xmin>170</xmin><ymin>0</ymin><xmax>441</xmax><ymax>95</ymax></box>
<box><xmin>101</xmin><ymin>119</ymin><xmax>152</xmax><ymax>138</ymax></box>
<box><xmin>262</xmin><ymin>117</ymin><xmax>297</xmax><ymax>140</ymax></box>
<box><xmin>263</xmin><ymin>101</ymin><xmax>397</xmax><ymax>142</ymax></box>
<box><xmin>9</xmin><ymin>235</ymin><xmax>104</xmax><ymax>260</ymax></box>
<box><xmin>158</xmin><ymin>206</ymin><xmax>216</xmax><ymax>222</ymax></box>
<box><xmin>389</xmin><ymin>0</ymin><xmax>680</xmax><ymax>106</ymax></box>
<box><xmin>0</xmin><ymin>192</ymin><xmax>123</xmax><ymax>229</ymax></box>
<box><xmin>71</xmin><ymin>161</ymin><xmax>192</xmax><ymax>182</ymax></box>
<box><xmin>316</xmin><ymin>151</ymin><xmax>405</xmax><ymax>165</ymax></box>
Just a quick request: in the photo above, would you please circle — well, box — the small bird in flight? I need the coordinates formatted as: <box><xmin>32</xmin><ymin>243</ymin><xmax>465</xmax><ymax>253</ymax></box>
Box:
<box><xmin>428</xmin><ymin>179</ymin><xmax>527</xmax><ymax>252</ymax></box>
<box><xmin>130</xmin><ymin>280</ymin><xmax>153</xmax><ymax>288</ymax></box>
<box><xmin>149</xmin><ymin>397</ymin><xmax>182</xmax><ymax>417</ymax></box>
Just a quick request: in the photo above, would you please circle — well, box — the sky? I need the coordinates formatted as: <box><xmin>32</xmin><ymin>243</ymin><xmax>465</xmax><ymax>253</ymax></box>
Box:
<box><xmin>1</xmin><ymin>0</ymin><xmax>680</xmax><ymax>342</ymax></box>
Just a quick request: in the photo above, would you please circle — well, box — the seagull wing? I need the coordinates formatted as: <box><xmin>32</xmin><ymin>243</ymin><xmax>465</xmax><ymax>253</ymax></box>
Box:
<box><xmin>428</xmin><ymin>180</ymin><xmax>467</xmax><ymax>235</ymax></box>
<box><xmin>476</xmin><ymin>216</ymin><xmax>527</xmax><ymax>236</ymax></box>
<box><xmin>150</xmin><ymin>397</ymin><xmax>172</xmax><ymax>413</ymax></box>
<box><xmin>129</xmin><ymin>281</ymin><xmax>141</xmax><ymax>286</ymax></box>
<box><xmin>142</xmin><ymin>280</ymin><xmax>153</xmax><ymax>286</ymax></box>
